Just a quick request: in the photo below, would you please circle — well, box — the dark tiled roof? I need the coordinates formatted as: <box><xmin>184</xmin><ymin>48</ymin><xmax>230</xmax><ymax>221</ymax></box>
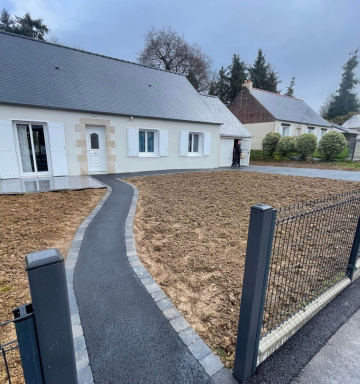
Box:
<box><xmin>200</xmin><ymin>95</ymin><xmax>252</xmax><ymax>137</ymax></box>
<box><xmin>250</xmin><ymin>88</ymin><xmax>331</xmax><ymax>127</ymax></box>
<box><xmin>0</xmin><ymin>32</ymin><xmax>221</xmax><ymax>124</ymax></box>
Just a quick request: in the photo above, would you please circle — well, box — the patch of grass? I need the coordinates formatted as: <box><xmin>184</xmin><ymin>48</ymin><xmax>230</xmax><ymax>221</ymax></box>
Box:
<box><xmin>0</xmin><ymin>285</ymin><xmax>12</xmax><ymax>293</ymax></box>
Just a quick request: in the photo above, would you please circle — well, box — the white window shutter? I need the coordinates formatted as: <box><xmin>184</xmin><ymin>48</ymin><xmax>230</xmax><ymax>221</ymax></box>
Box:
<box><xmin>0</xmin><ymin>120</ymin><xmax>19</xmax><ymax>179</ymax></box>
<box><xmin>159</xmin><ymin>130</ymin><xmax>168</xmax><ymax>157</ymax></box>
<box><xmin>278</xmin><ymin>126</ymin><xmax>282</xmax><ymax>133</ymax></box>
<box><xmin>179</xmin><ymin>131</ymin><xmax>188</xmax><ymax>156</ymax></box>
<box><xmin>127</xmin><ymin>128</ymin><xmax>139</xmax><ymax>157</ymax></box>
<box><xmin>48</xmin><ymin>123</ymin><xmax>68</xmax><ymax>176</ymax></box>
<box><xmin>203</xmin><ymin>133</ymin><xmax>211</xmax><ymax>156</ymax></box>
<box><xmin>288</xmin><ymin>126</ymin><xmax>293</xmax><ymax>137</ymax></box>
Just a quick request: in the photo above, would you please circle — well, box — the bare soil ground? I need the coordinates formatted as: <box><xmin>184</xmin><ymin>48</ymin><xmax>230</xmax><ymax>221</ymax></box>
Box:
<box><xmin>128</xmin><ymin>171</ymin><xmax>360</xmax><ymax>369</ymax></box>
<box><xmin>251</xmin><ymin>159</ymin><xmax>360</xmax><ymax>171</ymax></box>
<box><xmin>0</xmin><ymin>188</ymin><xmax>105</xmax><ymax>384</ymax></box>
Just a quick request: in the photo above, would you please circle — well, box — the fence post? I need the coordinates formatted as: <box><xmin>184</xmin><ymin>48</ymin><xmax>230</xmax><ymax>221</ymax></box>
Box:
<box><xmin>347</xmin><ymin>215</ymin><xmax>360</xmax><ymax>280</ymax></box>
<box><xmin>233</xmin><ymin>204</ymin><xmax>276</xmax><ymax>383</ymax></box>
<box><xmin>13</xmin><ymin>303</ymin><xmax>44</xmax><ymax>384</ymax></box>
<box><xmin>25</xmin><ymin>249</ymin><xmax>78</xmax><ymax>384</ymax></box>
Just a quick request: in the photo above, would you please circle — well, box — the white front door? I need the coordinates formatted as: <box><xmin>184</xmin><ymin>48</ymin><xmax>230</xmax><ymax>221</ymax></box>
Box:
<box><xmin>86</xmin><ymin>126</ymin><xmax>107</xmax><ymax>173</ymax></box>
<box><xmin>240</xmin><ymin>139</ymin><xmax>251</xmax><ymax>167</ymax></box>
<box><xmin>219</xmin><ymin>139</ymin><xmax>234</xmax><ymax>167</ymax></box>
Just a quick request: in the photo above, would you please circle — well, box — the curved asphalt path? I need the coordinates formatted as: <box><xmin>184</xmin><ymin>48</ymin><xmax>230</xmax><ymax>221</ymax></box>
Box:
<box><xmin>74</xmin><ymin>174</ymin><xmax>212</xmax><ymax>384</ymax></box>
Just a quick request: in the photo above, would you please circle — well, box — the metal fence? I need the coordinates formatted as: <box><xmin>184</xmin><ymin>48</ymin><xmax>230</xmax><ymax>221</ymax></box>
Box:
<box><xmin>261</xmin><ymin>189</ymin><xmax>360</xmax><ymax>336</ymax></box>
<box><xmin>0</xmin><ymin>319</ymin><xmax>22</xmax><ymax>384</ymax></box>
<box><xmin>233</xmin><ymin>190</ymin><xmax>360</xmax><ymax>383</ymax></box>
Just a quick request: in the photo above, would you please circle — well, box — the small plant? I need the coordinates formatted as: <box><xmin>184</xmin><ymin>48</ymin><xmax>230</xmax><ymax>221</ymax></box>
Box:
<box><xmin>318</xmin><ymin>131</ymin><xmax>347</xmax><ymax>160</ymax></box>
<box><xmin>276</xmin><ymin>136</ymin><xmax>296</xmax><ymax>157</ymax></box>
<box><xmin>296</xmin><ymin>133</ymin><xmax>318</xmax><ymax>159</ymax></box>
<box><xmin>262</xmin><ymin>132</ymin><xmax>281</xmax><ymax>155</ymax></box>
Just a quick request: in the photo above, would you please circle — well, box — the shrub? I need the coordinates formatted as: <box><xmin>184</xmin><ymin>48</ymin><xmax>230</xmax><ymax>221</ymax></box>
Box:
<box><xmin>262</xmin><ymin>132</ymin><xmax>281</xmax><ymax>155</ymax></box>
<box><xmin>296</xmin><ymin>133</ymin><xmax>318</xmax><ymax>159</ymax></box>
<box><xmin>318</xmin><ymin>131</ymin><xmax>347</xmax><ymax>160</ymax></box>
<box><xmin>276</xmin><ymin>136</ymin><xmax>296</xmax><ymax>157</ymax></box>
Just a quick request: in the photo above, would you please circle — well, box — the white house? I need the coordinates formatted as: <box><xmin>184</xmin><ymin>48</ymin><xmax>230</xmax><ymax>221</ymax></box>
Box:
<box><xmin>200</xmin><ymin>95</ymin><xmax>253</xmax><ymax>166</ymax></box>
<box><xmin>228</xmin><ymin>81</ymin><xmax>333</xmax><ymax>150</ymax></box>
<box><xmin>0</xmin><ymin>32</ymin><xmax>233</xmax><ymax>179</ymax></box>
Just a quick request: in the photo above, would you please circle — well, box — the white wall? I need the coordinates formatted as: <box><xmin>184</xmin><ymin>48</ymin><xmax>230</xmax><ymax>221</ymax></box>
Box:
<box><xmin>244</xmin><ymin>120</ymin><xmax>333</xmax><ymax>150</ymax></box>
<box><xmin>243</xmin><ymin>122</ymin><xmax>275</xmax><ymax>150</ymax></box>
<box><xmin>0</xmin><ymin>105</ymin><xmax>221</xmax><ymax>176</ymax></box>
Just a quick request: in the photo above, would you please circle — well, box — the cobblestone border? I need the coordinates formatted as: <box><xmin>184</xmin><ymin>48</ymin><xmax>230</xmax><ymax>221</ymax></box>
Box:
<box><xmin>119</xmin><ymin>179</ymin><xmax>238</xmax><ymax>384</ymax></box>
<box><xmin>65</xmin><ymin>182</ymin><xmax>111</xmax><ymax>384</ymax></box>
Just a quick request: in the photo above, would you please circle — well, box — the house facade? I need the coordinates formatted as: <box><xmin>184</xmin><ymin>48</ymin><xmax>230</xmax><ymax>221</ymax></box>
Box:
<box><xmin>0</xmin><ymin>32</ymin><xmax>225</xmax><ymax>179</ymax></box>
<box><xmin>228</xmin><ymin>80</ymin><xmax>332</xmax><ymax>150</ymax></box>
<box><xmin>200</xmin><ymin>95</ymin><xmax>253</xmax><ymax>167</ymax></box>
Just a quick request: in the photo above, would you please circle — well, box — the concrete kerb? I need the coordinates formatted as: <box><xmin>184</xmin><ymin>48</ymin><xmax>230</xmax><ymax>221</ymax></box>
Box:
<box><xmin>65</xmin><ymin>182</ymin><xmax>112</xmax><ymax>384</ymax></box>
<box><xmin>119</xmin><ymin>178</ymin><xmax>237</xmax><ymax>384</ymax></box>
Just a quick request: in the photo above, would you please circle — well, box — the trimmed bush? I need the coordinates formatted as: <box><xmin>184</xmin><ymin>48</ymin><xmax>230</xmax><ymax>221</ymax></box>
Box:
<box><xmin>262</xmin><ymin>132</ymin><xmax>281</xmax><ymax>155</ymax></box>
<box><xmin>296</xmin><ymin>133</ymin><xmax>318</xmax><ymax>159</ymax></box>
<box><xmin>276</xmin><ymin>136</ymin><xmax>296</xmax><ymax>157</ymax></box>
<box><xmin>318</xmin><ymin>131</ymin><xmax>347</xmax><ymax>160</ymax></box>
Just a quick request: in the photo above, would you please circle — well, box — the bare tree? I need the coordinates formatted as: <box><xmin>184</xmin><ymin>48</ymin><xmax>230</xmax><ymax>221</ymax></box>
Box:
<box><xmin>137</xmin><ymin>26</ymin><xmax>213</xmax><ymax>92</ymax></box>
<box><xmin>48</xmin><ymin>35</ymin><xmax>62</xmax><ymax>44</ymax></box>
<box><xmin>319</xmin><ymin>92</ymin><xmax>335</xmax><ymax>118</ymax></box>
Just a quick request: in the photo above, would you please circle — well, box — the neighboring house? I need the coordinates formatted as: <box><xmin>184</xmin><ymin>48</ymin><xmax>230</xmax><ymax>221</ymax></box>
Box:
<box><xmin>0</xmin><ymin>32</ymin><xmax>228</xmax><ymax>180</ymax></box>
<box><xmin>200</xmin><ymin>95</ymin><xmax>253</xmax><ymax>166</ymax></box>
<box><xmin>330</xmin><ymin>122</ymin><xmax>358</xmax><ymax>160</ymax></box>
<box><xmin>343</xmin><ymin>114</ymin><xmax>360</xmax><ymax>132</ymax></box>
<box><xmin>228</xmin><ymin>80</ymin><xmax>332</xmax><ymax>150</ymax></box>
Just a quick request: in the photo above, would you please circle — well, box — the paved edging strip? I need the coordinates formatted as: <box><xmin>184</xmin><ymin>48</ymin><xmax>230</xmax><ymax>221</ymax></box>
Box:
<box><xmin>65</xmin><ymin>184</ymin><xmax>112</xmax><ymax>384</ymax></box>
<box><xmin>119</xmin><ymin>178</ymin><xmax>238</xmax><ymax>384</ymax></box>
<box><xmin>258</xmin><ymin>277</ymin><xmax>351</xmax><ymax>366</ymax></box>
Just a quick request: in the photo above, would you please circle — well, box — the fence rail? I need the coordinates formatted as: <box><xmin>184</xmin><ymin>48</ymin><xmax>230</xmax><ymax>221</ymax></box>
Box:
<box><xmin>261</xmin><ymin>189</ymin><xmax>360</xmax><ymax>337</ymax></box>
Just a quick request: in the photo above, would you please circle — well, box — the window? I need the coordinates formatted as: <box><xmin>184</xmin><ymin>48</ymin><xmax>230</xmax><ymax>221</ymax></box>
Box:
<box><xmin>90</xmin><ymin>133</ymin><xmax>99</xmax><ymax>149</ymax></box>
<box><xmin>307</xmin><ymin>127</ymin><xmax>315</xmax><ymax>134</ymax></box>
<box><xmin>188</xmin><ymin>133</ymin><xmax>200</xmax><ymax>153</ymax></box>
<box><xmin>281</xmin><ymin>124</ymin><xmax>290</xmax><ymax>137</ymax></box>
<box><xmin>296</xmin><ymin>127</ymin><xmax>301</xmax><ymax>137</ymax></box>
<box><xmin>16</xmin><ymin>123</ymin><xmax>48</xmax><ymax>173</ymax></box>
<box><xmin>139</xmin><ymin>130</ymin><xmax>157</xmax><ymax>155</ymax></box>
<box><xmin>319</xmin><ymin>129</ymin><xmax>327</xmax><ymax>139</ymax></box>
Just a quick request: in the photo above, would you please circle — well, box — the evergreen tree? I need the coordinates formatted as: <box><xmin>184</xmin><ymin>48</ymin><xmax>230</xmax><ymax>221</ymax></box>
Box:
<box><xmin>249</xmin><ymin>49</ymin><xmax>268</xmax><ymax>89</ymax></box>
<box><xmin>0</xmin><ymin>9</ymin><xmax>49</xmax><ymax>40</ymax></box>
<box><xmin>265</xmin><ymin>68</ymin><xmax>281</xmax><ymax>93</ymax></box>
<box><xmin>228</xmin><ymin>54</ymin><xmax>247</xmax><ymax>102</ymax></box>
<box><xmin>0</xmin><ymin>9</ymin><xmax>14</xmax><ymax>32</ymax></box>
<box><xmin>208</xmin><ymin>81</ymin><xmax>217</xmax><ymax>96</ymax></box>
<box><xmin>284</xmin><ymin>77</ymin><xmax>296</xmax><ymax>97</ymax></box>
<box><xmin>216</xmin><ymin>66</ymin><xmax>230</xmax><ymax>104</ymax></box>
<box><xmin>327</xmin><ymin>49</ymin><xmax>360</xmax><ymax>119</ymax></box>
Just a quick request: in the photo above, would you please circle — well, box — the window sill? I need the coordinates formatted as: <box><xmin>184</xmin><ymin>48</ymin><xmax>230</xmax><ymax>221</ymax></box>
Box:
<box><xmin>187</xmin><ymin>153</ymin><xmax>203</xmax><ymax>157</ymax></box>
<box><xmin>139</xmin><ymin>153</ymin><xmax>159</xmax><ymax>158</ymax></box>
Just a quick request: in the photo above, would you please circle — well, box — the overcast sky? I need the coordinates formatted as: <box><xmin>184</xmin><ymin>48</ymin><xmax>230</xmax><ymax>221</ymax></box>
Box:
<box><xmin>3</xmin><ymin>0</ymin><xmax>360</xmax><ymax>112</ymax></box>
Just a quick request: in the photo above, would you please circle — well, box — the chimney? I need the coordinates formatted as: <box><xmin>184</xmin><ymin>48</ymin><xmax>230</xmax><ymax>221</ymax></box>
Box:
<box><xmin>243</xmin><ymin>79</ymin><xmax>253</xmax><ymax>91</ymax></box>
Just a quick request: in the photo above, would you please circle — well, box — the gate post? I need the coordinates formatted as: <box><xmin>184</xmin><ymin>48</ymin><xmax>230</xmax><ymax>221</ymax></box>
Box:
<box><xmin>25</xmin><ymin>249</ymin><xmax>78</xmax><ymax>384</ymax></box>
<box><xmin>347</xmin><ymin>215</ymin><xmax>360</xmax><ymax>281</ymax></box>
<box><xmin>233</xmin><ymin>204</ymin><xmax>276</xmax><ymax>383</ymax></box>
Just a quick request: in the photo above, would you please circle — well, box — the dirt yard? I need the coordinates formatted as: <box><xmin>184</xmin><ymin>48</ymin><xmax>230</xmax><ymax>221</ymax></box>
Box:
<box><xmin>251</xmin><ymin>159</ymin><xmax>360</xmax><ymax>171</ymax></box>
<box><xmin>128</xmin><ymin>171</ymin><xmax>360</xmax><ymax>369</ymax></box>
<box><xmin>0</xmin><ymin>188</ymin><xmax>105</xmax><ymax>384</ymax></box>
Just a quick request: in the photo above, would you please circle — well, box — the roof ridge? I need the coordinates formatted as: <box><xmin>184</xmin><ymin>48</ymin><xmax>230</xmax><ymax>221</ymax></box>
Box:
<box><xmin>252</xmin><ymin>87</ymin><xmax>303</xmax><ymax>101</ymax></box>
<box><xmin>0</xmin><ymin>30</ymin><xmax>185</xmax><ymax>77</ymax></box>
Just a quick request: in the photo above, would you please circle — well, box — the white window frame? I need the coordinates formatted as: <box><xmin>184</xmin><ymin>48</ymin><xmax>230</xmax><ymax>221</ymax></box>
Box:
<box><xmin>307</xmin><ymin>126</ymin><xmax>315</xmax><ymax>134</ymax></box>
<box><xmin>319</xmin><ymin>128</ymin><xmax>327</xmax><ymax>139</ymax></box>
<box><xmin>138</xmin><ymin>129</ymin><xmax>159</xmax><ymax>157</ymax></box>
<box><xmin>188</xmin><ymin>132</ymin><xmax>203</xmax><ymax>156</ymax></box>
<box><xmin>12</xmin><ymin>120</ymin><xmax>52</xmax><ymax>176</ymax></box>
<box><xmin>280</xmin><ymin>124</ymin><xmax>290</xmax><ymax>137</ymax></box>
